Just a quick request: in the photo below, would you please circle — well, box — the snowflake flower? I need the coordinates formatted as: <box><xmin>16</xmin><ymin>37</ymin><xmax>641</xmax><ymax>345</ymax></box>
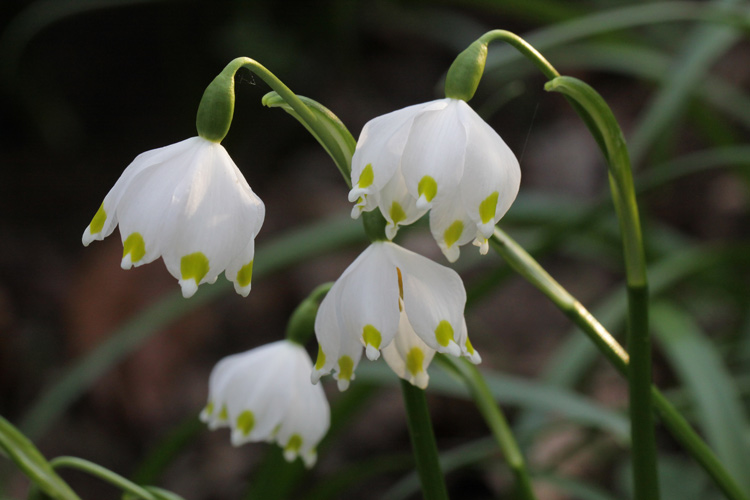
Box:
<box><xmin>200</xmin><ymin>340</ymin><xmax>329</xmax><ymax>468</ymax></box>
<box><xmin>312</xmin><ymin>241</ymin><xmax>480</xmax><ymax>391</ymax></box>
<box><xmin>348</xmin><ymin>98</ymin><xmax>520</xmax><ymax>262</ymax></box>
<box><xmin>82</xmin><ymin>137</ymin><xmax>265</xmax><ymax>298</ymax></box>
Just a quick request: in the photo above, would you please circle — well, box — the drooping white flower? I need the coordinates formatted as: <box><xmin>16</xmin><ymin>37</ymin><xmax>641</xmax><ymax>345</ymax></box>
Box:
<box><xmin>348</xmin><ymin>98</ymin><xmax>520</xmax><ymax>262</ymax></box>
<box><xmin>82</xmin><ymin>136</ymin><xmax>265</xmax><ymax>298</ymax></box>
<box><xmin>200</xmin><ymin>340</ymin><xmax>330</xmax><ymax>468</ymax></box>
<box><xmin>312</xmin><ymin>241</ymin><xmax>480</xmax><ymax>391</ymax></box>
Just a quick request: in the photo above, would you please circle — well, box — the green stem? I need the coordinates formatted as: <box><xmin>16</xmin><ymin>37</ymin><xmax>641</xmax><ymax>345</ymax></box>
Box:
<box><xmin>489</xmin><ymin>228</ymin><xmax>749</xmax><ymax>500</ymax></box>
<box><xmin>48</xmin><ymin>456</ymin><xmax>157</xmax><ymax>500</ymax></box>
<box><xmin>400</xmin><ymin>380</ymin><xmax>449</xmax><ymax>500</ymax></box>
<box><xmin>543</xmin><ymin>75</ymin><xmax>655</xmax><ymax>499</ymax></box>
<box><xmin>438</xmin><ymin>357</ymin><xmax>537</xmax><ymax>500</ymax></box>
<box><xmin>285</xmin><ymin>283</ymin><xmax>332</xmax><ymax>345</ymax></box>
<box><xmin>223</xmin><ymin>57</ymin><xmax>350</xmax><ymax>179</ymax></box>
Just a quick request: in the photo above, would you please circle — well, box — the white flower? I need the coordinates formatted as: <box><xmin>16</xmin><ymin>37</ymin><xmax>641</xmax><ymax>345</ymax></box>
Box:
<box><xmin>312</xmin><ymin>241</ymin><xmax>480</xmax><ymax>391</ymax></box>
<box><xmin>200</xmin><ymin>340</ymin><xmax>330</xmax><ymax>468</ymax></box>
<box><xmin>348</xmin><ymin>98</ymin><xmax>520</xmax><ymax>262</ymax></box>
<box><xmin>82</xmin><ymin>137</ymin><xmax>265</xmax><ymax>298</ymax></box>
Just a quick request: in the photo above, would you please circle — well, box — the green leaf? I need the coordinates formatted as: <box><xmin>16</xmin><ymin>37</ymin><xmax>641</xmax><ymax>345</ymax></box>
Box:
<box><xmin>651</xmin><ymin>302</ymin><xmax>750</xmax><ymax>494</ymax></box>
<box><xmin>262</xmin><ymin>92</ymin><xmax>356</xmax><ymax>185</ymax></box>
<box><xmin>0</xmin><ymin>416</ymin><xmax>79</xmax><ymax>500</ymax></box>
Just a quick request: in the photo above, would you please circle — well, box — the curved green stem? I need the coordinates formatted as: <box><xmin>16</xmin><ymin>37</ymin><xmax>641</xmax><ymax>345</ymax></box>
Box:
<box><xmin>544</xmin><ymin>76</ymin><xmax>655</xmax><ymax>499</ymax></box>
<box><xmin>400</xmin><ymin>381</ymin><xmax>449</xmax><ymax>500</ymax></box>
<box><xmin>48</xmin><ymin>456</ymin><xmax>157</xmax><ymax>500</ymax></box>
<box><xmin>477</xmin><ymin>30</ymin><xmax>560</xmax><ymax>80</ymax></box>
<box><xmin>202</xmin><ymin>57</ymin><xmax>352</xmax><ymax>181</ymax></box>
<box><xmin>437</xmin><ymin>357</ymin><xmax>537</xmax><ymax>500</ymax></box>
<box><xmin>489</xmin><ymin>228</ymin><xmax>748</xmax><ymax>500</ymax></box>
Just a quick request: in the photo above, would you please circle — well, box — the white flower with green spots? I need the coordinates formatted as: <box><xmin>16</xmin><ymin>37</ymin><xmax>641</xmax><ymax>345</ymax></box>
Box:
<box><xmin>312</xmin><ymin>241</ymin><xmax>480</xmax><ymax>391</ymax></box>
<box><xmin>81</xmin><ymin>137</ymin><xmax>265</xmax><ymax>298</ymax></box>
<box><xmin>200</xmin><ymin>340</ymin><xmax>330</xmax><ymax>468</ymax></box>
<box><xmin>348</xmin><ymin>98</ymin><xmax>520</xmax><ymax>262</ymax></box>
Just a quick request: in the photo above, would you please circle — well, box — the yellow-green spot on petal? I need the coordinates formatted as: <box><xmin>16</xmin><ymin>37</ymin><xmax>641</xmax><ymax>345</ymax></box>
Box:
<box><xmin>435</xmin><ymin>320</ymin><xmax>455</xmax><ymax>347</ymax></box>
<box><xmin>362</xmin><ymin>325</ymin><xmax>382</xmax><ymax>349</ymax></box>
<box><xmin>479</xmin><ymin>191</ymin><xmax>499</xmax><ymax>224</ymax></box>
<box><xmin>338</xmin><ymin>356</ymin><xmax>354</xmax><ymax>381</ymax></box>
<box><xmin>181</xmin><ymin>252</ymin><xmax>210</xmax><ymax>283</ymax></box>
<box><xmin>236</xmin><ymin>260</ymin><xmax>253</xmax><ymax>288</ymax></box>
<box><xmin>444</xmin><ymin>220</ymin><xmax>464</xmax><ymax>248</ymax></box>
<box><xmin>390</xmin><ymin>202</ymin><xmax>406</xmax><ymax>225</ymax></box>
<box><xmin>205</xmin><ymin>401</ymin><xmax>215</xmax><ymax>416</ymax></box>
<box><xmin>285</xmin><ymin>434</ymin><xmax>303</xmax><ymax>454</ymax></box>
<box><xmin>237</xmin><ymin>410</ymin><xmax>255</xmax><ymax>436</ymax></box>
<box><xmin>418</xmin><ymin>175</ymin><xmax>438</xmax><ymax>202</ymax></box>
<box><xmin>358</xmin><ymin>164</ymin><xmax>374</xmax><ymax>188</ymax></box>
<box><xmin>315</xmin><ymin>345</ymin><xmax>326</xmax><ymax>370</ymax></box>
<box><xmin>219</xmin><ymin>405</ymin><xmax>228</xmax><ymax>421</ymax></box>
<box><xmin>465</xmin><ymin>336</ymin><xmax>476</xmax><ymax>355</ymax></box>
<box><xmin>123</xmin><ymin>233</ymin><xmax>146</xmax><ymax>263</ymax></box>
<box><xmin>90</xmin><ymin>203</ymin><xmax>107</xmax><ymax>234</ymax></box>
<box><xmin>406</xmin><ymin>347</ymin><xmax>424</xmax><ymax>376</ymax></box>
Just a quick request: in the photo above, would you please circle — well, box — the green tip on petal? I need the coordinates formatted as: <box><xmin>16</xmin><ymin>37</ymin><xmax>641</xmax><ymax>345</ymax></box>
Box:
<box><xmin>337</xmin><ymin>356</ymin><xmax>354</xmax><ymax>382</ymax></box>
<box><xmin>285</xmin><ymin>434</ymin><xmax>303</xmax><ymax>455</ymax></box>
<box><xmin>236</xmin><ymin>260</ymin><xmax>254</xmax><ymax>288</ymax></box>
<box><xmin>389</xmin><ymin>202</ymin><xmax>407</xmax><ymax>226</ymax></box>
<box><xmin>219</xmin><ymin>405</ymin><xmax>228</xmax><ymax>421</ymax></box>
<box><xmin>122</xmin><ymin>233</ymin><xmax>146</xmax><ymax>264</ymax></box>
<box><xmin>181</xmin><ymin>252</ymin><xmax>210</xmax><ymax>284</ymax></box>
<box><xmin>479</xmin><ymin>191</ymin><xmax>499</xmax><ymax>224</ymax></box>
<box><xmin>205</xmin><ymin>401</ymin><xmax>215</xmax><ymax>416</ymax></box>
<box><xmin>236</xmin><ymin>410</ymin><xmax>255</xmax><ymax>436</ymax></box>
<box><xmin>89</xmin><ymin>204</ymin><xmax>107</xmax><ymax>235</ymax></box>
<box><xmin>444</xmin><ymin>220</ymin><xmax>464</xmax><ymax>248</ymax></box>
<box><xmin>362</xmin><ymin>325</ymin><xmax>382</xmax><ymax>349</ymax></box>
<box><xmin>435</xmin><ymin>320</ymin><xmax>455</xmax><ymax>347</ymax></box>
<box><xmin>406</xmin><ymin>347</ymin><xmax>425</xmax><ymax>377</ymax></box>
<box><xmin>314</xmin><ymin>345</ymin><xmax>326</xmax><ymax>370</ymax></box>
<box><xmin>358</xmin><ymin>164</ymin><xmax>374</xmax><ymax>189</ymax></box>
<box><xmin>418</xmin><ymin>176</ymin><xmax>438</xmax><ymax>203</ymax></box>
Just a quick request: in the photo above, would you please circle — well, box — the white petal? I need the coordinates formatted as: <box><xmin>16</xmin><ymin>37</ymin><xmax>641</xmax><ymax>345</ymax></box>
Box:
<box><xmin>384</xmin><ymin>242</ymin><xmax>466</xmax><ymax>356</ymax></box>
<box><xmin>382</xmin><ymin>305</ymin><xmax>436</xmax><ymax>389</ymax></box>
<box><xmin>116</xmin><ymin>138</ymin><xmax>204</xmax><ymax>269</ymax></box>
<box><xmin>160</xmin><ymin>140</ymin><xmax>264</xmax><ymax>293</ymax></box>
<box><xmin>349</xmin><ymin>101</ymin><xmax>431</xmax><ymax>201</ymax></box>
<box><xmin>82</xmin><ymin>139</ymin><xmax>194</xmax><ymax>246</ymax></box>
<box><xmin>274</xmin><ymin>343</ymin><xmax>330</xmax><ymax>467</ymax></box>
<box><xmin>401</xmin><ymin>99</ymin><xmax>466</xmax><ymax>210</ymax></box>
<box><xmin>457</xmin><ymin>101</ymin><xmax>521</xmax><ymax>239</ymax></box>
<box><xmin>376</xmin><ymin>170</ymin><xmax>428</xmax><ymax>240</ymax></box>
<box><xmin>428</xmin><ymin>188</ymin><xmax>476</xmax><ymax>263</ymax></box>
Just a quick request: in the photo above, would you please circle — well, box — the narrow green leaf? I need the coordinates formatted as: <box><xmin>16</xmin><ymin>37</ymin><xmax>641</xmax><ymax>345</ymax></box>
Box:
<box><xmin>0</xmin><ymin>416</ymin><xmax>79</xmax><ymax>500</ymax></box>
<box><xmin>262</xmin><ymin>92</ymin><xmax>356</xmax><ymax>185</ymax></box>
<box><xmin>652</xmin><ymin>302</ymin><xmax>750</xmax><ymax>493</ymax></box>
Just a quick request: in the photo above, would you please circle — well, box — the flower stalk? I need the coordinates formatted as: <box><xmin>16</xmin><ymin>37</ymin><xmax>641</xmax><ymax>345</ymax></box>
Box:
<box><xmin>400</xmin><ymin>380</ymin><xmax>449</xmax><ymax>500</ymax></box>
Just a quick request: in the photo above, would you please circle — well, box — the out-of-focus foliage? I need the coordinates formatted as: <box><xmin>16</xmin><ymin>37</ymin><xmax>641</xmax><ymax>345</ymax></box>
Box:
<box><xmin>1</xmin><ymin>0</ymin><xmax>749</xmax><ymax>499</ymax></box>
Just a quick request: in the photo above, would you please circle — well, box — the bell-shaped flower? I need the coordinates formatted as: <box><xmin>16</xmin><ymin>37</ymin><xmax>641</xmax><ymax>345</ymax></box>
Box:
<box><xmin>82</xmin><ymin>136</ymin><xmax>265</xmax><ymax>298</ymax></box>
<box><xmin>312</xmin><ymin>241</ymin><xmax>480</xmax><ymax>391</ymax></box>
<box><xmin>200</xmin><ymin>340</ymin><xmax>330</xmax><ymax>468</ymax></box>
<box><xmin>348</xmin><ymin>98</ymin><xmax>520</xmax><ymax>262</ymax></box>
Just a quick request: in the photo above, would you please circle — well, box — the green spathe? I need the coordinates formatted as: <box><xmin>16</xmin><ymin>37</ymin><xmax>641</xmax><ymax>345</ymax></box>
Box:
<box><xmin>444</xmin><ymin>39</ymin><xmax>488</xmax><ymax>102</ymax></box>
<box><xmin>196</xmin><ymin>63</ymin><xmax>239</xmax><ymax>143</ymax></box>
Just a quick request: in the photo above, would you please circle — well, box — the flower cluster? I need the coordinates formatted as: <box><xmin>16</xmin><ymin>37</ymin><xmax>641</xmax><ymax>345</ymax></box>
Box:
<box><xmin>82</xmin><ymin>136</ymin><xmax>265</xmax><ymax>298</ymax></box>
<box><xmin>201</xmin><ymin>340</ymin><xmax>330</xmax><ymax>467</ymax></box>
<box><xmin>81</xmin><ymin>63</ymin><xmax>521</xmax><ymax>466</ymax></box>
<box><xmin>348</xmin><ymin>97</ymin><xmax>520</xmax><ymax>262</ymax></box>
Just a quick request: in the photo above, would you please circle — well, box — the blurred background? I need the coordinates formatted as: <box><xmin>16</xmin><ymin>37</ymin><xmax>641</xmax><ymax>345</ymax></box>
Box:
<box><xmin>1</xmin><ymin>0</ymin><xmax>750</xmax><ymax>499</ymax></box>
